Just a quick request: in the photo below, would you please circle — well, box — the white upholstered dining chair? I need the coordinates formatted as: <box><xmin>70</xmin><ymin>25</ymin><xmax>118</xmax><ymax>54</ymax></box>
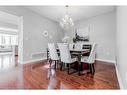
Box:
<box><xmin>75</xmin><ymin>43</ymin><xmax>83</xmax><ymax>50</ymax></box>
<box><xmin>69</xmin><ymin>43</ymin><xmax>74</xmax><ymax>49</ymax></box>
<box><xmin>48</xmin><ymin>43</ymin><xmax>59</xmax><ymax>69</ymax></box>
<box><xmin>57</xmin><ymin>43</ymin><xmax>77</xmax><ymax>74</ymax></box>
<box><xmin>81</xmin><ymin>43</ymin><xmax>96</xmax><ymax>75</ymax></box>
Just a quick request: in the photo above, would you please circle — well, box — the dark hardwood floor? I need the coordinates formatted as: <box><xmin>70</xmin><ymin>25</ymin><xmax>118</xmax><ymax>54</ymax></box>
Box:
<box><xmin>0</xmin><ymin>54</ymin><xmax>119</xmax><ymax>89</ymax></box>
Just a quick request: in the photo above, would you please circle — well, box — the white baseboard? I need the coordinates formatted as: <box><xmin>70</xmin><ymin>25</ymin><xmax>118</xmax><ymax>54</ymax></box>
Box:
<box><xmin>23</xmin><ymin>57</ymin><xmax>47</xmax><ymax>64</ymax></box>
<box><xmin>115</xmin><ymin>63</ymin><xmax>124</xmax><ymax>89</ymax></box>
<box><xmin>96</xmin><ymin>58</ymin><xmax>116</xmax><ymax>64</ymax></box>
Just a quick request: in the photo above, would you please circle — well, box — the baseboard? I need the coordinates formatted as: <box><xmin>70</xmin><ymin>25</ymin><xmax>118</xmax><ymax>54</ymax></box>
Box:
<box><xmin>96</xmin><ymin>58</ymin><xmax>116</xmax><ymax>64</ymax></box>
<box><xmin>23</xmin><ymin>57</ymin><xmax>47</xmax><ymax>64</ymax></box>
<box><xmin>115</xmin><ymin>63</ymin><xmax>124</xmax><ymax>89</ymax></box>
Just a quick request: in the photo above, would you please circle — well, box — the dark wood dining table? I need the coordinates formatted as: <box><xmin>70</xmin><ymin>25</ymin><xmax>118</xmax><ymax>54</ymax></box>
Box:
<box><xmin>47</xmin><ymin>48</ymin><xmax>90</xmax><ymax>75</ymax></box>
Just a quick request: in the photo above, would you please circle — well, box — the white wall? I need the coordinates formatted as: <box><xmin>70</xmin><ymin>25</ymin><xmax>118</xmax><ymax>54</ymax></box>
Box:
<box><xmin>0</xmin><ymin>21</ymin><xmax>17</xmax><ymax>29</ymax></box>
<box><xmin>116</xmin><ymin>6</ymin><xmax>127</xmax><ymax>89</ymax></box>
<box><xmin>0</xmin><ymin>6</ymin><xmax>64</xmax><ymax>63</ymax></box>
<box><xmin>75</xmin><ymin>11</ymin><xmax>116</xmax><ymax>63</ymax></box>
<box><xmin>0</xmin><ymin>21</ymin><xmax>18</xmax><ymax>35</ymax></box>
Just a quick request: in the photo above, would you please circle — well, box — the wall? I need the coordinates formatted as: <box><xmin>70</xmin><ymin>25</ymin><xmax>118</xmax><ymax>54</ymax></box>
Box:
<box><xmin>75</xmin><ymin>11</ymin><xmax>116</xmax><ymax>63</ymax></box>
<box><xmin>0</xmin><ymin>21</ymin><xmax>18</xmax><ymax>35</ymax></box>
<box><xmin>116</xmin><ymin>6</ymin><xmax>127</xmax><ymax>89</ymax></box>
<box><xmin>0</xmin><ymin>6</ymin><xmax>64</xmax><ymax>63</ymax></box>
<box><xmin>0</xmin><ymin>21</ymin><xmax>17</xmax><ymax>29</ymax></box>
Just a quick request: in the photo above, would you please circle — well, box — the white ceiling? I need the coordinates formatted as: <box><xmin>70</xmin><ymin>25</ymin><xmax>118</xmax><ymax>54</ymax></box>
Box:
<box><xmin>27</xmin><ymin>6</ymin><xmax>115</xmax><ymax>22</ymax></box>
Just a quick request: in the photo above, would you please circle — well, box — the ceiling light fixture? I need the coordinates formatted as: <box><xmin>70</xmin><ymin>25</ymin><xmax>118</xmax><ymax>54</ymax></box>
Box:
<box><xmin>60</xmin><ymin>5</ymin><xmax>74</xmax><ymax>30</ymax></box>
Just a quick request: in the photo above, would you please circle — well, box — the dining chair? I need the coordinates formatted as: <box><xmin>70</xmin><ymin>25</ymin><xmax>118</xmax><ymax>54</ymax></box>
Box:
<box><xmin>81</xmin><ymin>43</ymin><xmax>96</xmax><ymax>75</ymax></box>
<box><xmin>82</xmin><ymin>44</ymin><xmax>92</xmax><ymax>56</ymax></box>
<box><xmin>69</xmin><ymin>43</ymin><xmax>74</xmax><ymax>49</ymax></box>
<box><xmin>57</xmin><ymin>43</ymin><xmax>77</xmax><ymax>74</ymax></box>
<box><xmin>75</xmin><ymin>43</ymin><xmax>83</xmax><ymax>50</ymax></box>
<box><xmin>48</xmin><ymin>43</ymin><xmax>59</xmax><ymax>69</ymax></box>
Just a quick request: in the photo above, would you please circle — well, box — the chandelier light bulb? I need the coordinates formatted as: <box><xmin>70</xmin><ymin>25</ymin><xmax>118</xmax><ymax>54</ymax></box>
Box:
<box><xmin>59</xmin><ymin>5</ymin><xmax>74</xmax><ymax>30</ymax></box>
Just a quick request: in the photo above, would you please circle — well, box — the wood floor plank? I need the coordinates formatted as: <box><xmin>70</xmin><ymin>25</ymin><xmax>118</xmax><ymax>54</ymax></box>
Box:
<box><xmin>0</xmin><ymin>57</ymin><xmax>119</xmax><ymax>89</ymax></box>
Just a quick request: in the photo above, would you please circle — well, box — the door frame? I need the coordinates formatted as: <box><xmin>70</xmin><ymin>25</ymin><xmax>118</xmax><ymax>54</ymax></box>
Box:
<box><xmin>0</xmin><ymin>11</ymin><xmax>23</xmax><ymax>64</ymax></box>
<box><xmin>18</xmin><ymin>16</ymin><xmax>23</xmax><ymax>64</ymax></box>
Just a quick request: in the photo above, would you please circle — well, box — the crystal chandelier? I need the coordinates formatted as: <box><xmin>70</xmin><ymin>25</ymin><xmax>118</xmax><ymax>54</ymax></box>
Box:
<box><xmin>60</xmin><ymin>5</ymin><xmax>74</xmax><ymax>30</ymax></box>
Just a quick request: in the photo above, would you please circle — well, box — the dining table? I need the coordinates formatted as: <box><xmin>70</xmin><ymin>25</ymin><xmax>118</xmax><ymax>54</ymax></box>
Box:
<box><xmin>47</xmin><ymin>48</ymin><xmax>90</xmax><ymax>75</ymax></box>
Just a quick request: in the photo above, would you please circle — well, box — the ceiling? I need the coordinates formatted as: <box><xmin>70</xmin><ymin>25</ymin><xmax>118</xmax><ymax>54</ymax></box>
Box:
<box><xmin>27</xmin><ymin>6</ymin><xmax>115</xmax><ymax>22</ymax></box>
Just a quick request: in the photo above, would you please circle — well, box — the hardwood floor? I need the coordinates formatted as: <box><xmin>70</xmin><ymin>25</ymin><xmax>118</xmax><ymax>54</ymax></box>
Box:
<box><xmin>0</xmin><ymin>54</ymin><xmax>119</xmax><ymax>89</ymax></box>
<box><xmin>23</xmin><ymin>61</ymin><xmax>119</xmax><ymax>89</ymax></box>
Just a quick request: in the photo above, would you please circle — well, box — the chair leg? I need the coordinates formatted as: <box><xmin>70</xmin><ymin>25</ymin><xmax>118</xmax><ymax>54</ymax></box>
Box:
<box><xmin>49</xmin><ymin>59</ymin><xmax>52</xmax><ymax>68</ymax></box>
<box><xmin>54</xmin><ymin>61</ymin><xmax>56</xmax><ymax>70</ymax></box>
<box><xmin>56</xmin><ymin>60</ymin><xmax>58</xmax><ymax>68</ymax></box>
<box><xmin>57</xmin><ymin>60</ymin><xmax>60</xmax><ymax>69</ymax></box>
<box><xmin>88</xmin><ymin>64</ymin><xmax>91</xmax><ymax>73</ymax></box>
<box><xmin>90</xmin><ymin>64</ymin><xmax>95</xmax><ymax>75</ymax></box>
<box><xmin>67</xmin><ymin>64</ymin><xmax>70</xmax><ymax>74</ymax></box>
<box><xmin>92</xmin><ymin>64</ymin><xmax>95</xmax><ymax>75</ymax></box>
<box><xmin>90</xmin><ymin>64</ymin><xmax>93</xmax><ymax>75</ymax></box>
<box><xmin>60</xmin><ymin>62</ymin><xmax>63</xmax><ymax>71</ymax></box>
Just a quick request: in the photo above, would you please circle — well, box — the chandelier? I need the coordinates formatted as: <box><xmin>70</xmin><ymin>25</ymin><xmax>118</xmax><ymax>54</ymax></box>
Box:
<box><xmin>60</xmin><ymin>5</ymin><xmax>74</xmax><ymax>30</ymax></box>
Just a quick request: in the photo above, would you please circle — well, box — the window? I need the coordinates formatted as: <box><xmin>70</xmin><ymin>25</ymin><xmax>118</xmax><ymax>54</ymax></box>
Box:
<box><xmin>0</xmin><ymin>33</ymin><xmax>18</xmax><ymax>45</ymax></box>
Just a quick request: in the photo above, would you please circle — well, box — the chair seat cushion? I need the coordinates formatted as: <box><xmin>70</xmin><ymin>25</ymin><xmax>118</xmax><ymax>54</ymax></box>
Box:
<box><xmin>64</xmin><ymin>57</ymin><xmax>77</xmax><ymax>64</ymax></box>
<box><xmin>81</xmin><ymin>56</ymin><xmax>89</xmax><ymax>63</ymax></box>
<box><xmin>49</xmin><ymin>56</ymin><xmax>60</xmax><ymax>60</ymax></box>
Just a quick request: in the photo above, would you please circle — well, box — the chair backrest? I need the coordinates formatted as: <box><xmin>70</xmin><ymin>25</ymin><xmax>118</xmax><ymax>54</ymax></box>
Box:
<box><xmin>58</xmin><ymin>43</ymin><xmax>72</xmax><ymax>63</ymax></box>
<box><xmin>82</xmin><ymin>44</ymin><xmax>91</xmax><ymax>50</ymax></box>
<box><xmin>87</xmin><ymin>43</ymin><xmax>96</xmax><ymax>63</ymax></box>
<box><xmin>75</xmin><ymin>43</ymin><xmax>83</xmax><ymax>50</ymax></box>
<box><xmin>48</xmin><ymin>43</ymin><xmax>59</xmax><ymax>60</ymax></box>
<box><xmin>69</xmin><ymin>43</ymin><xmax>74</xmax><ymax>49</ymax></box>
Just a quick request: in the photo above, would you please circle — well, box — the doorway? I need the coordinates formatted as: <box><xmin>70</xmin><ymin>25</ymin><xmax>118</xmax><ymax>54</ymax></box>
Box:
<box><xmin>0</xmin><ymin>11</ymin><xmax>23</xmax><ymax>71</ymax></box>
